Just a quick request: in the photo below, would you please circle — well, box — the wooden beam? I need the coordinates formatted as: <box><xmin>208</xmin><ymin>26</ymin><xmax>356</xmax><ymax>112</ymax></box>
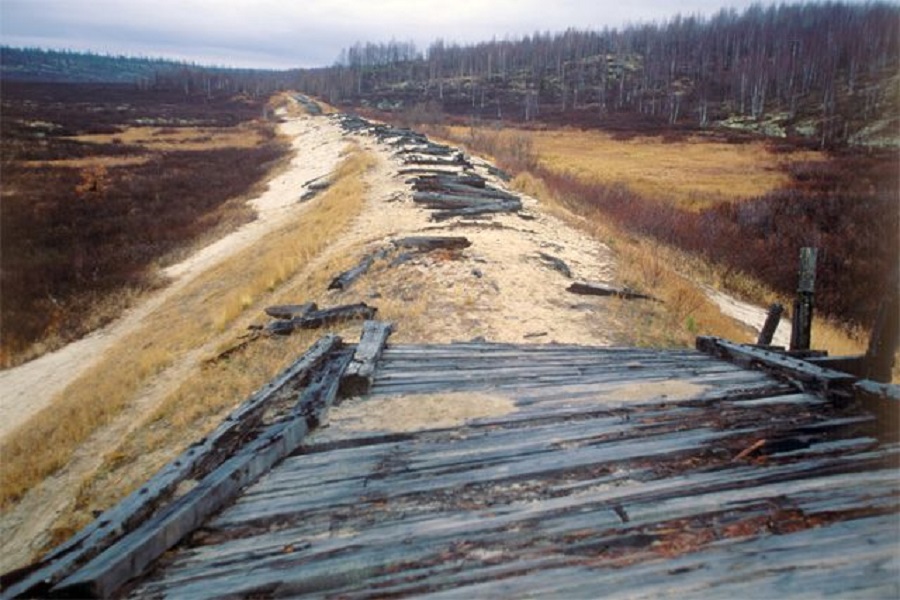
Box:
<box><xmin>340</xmin><ymin>321</ymin><xmax>395</xmax><ymax>398</ymax></box>
<box><xmin>863</xmin><ymin>288</ymin><xmax>900</xmax><ymax>383</ymax></box>
<box><xmin>431</xmin><ymin>200</ymin><xmax>522</xmax><ymax>221</ymax></box>
<box><xmin>265</xmin><ymin>302</ymin><xmax>317</xmax><ymax>320</ymax></box>
<box><xmin>854</xmin><ymin>379</ymin><xmax>900</xmax><ymax>440</ymax></box>
<box><xmin>567</xmin><ymin>281</ymin><xmax>656</xmax><ymax>301</ymax></box>
<box><xmin>266</xmin><ymin>304</ymin><xmax>377</xmax><ymax>335</ymax></box>
<box><xmin>328</xmin><ymin>254</ymin><xmax>376</xmax><ymax>291</ymax></box>
<box><xmin>52</xmin><ymin>348</ymin><xmax>354</xmax><ymax>599</ymax></box>
<box><xmin>805</xmin><ymin>355</ymin><xmax>866</xmax><ymax>377</ymax></box>
<box><xmin>790</xmin><ymin>247</ymin><xmax>817</xmax><ymax>351</ymax></box>
<box><xmin>393</xmin><ymin>236</ymin><xmax>472</xmax><ymax>252</ymax></box>
<box><xmin>756</xmin><ymin>303</ymin><xmax>784</xmax><ymax>345</ymax></box>
<box><xmin>2</xmin><ymin>335</ymin><xmax>342</xmax><ymax>599</ymax></box>
<box><xmin>695</xmin><ymin>336</ymin><xmax>856</xmax><ymax>400</ymax></box>
<box><xmin>537</xmin><ymin>252</ymin><xmax>572</xmax><ymax>279</ymax></box>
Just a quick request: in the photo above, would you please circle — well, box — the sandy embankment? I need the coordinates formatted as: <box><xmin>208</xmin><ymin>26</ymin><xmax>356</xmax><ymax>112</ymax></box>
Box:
<box><xmin>0</xmin><ymin>115</ymin><xmax>346</xmax><ymax>443</ymax></box>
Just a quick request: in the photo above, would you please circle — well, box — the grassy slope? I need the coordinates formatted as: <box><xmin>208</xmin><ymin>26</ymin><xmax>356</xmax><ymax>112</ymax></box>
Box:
<box><xmin>1</xmin><ymin>145</ymin><xmax>375</xmax><ymax>551</ymax></box>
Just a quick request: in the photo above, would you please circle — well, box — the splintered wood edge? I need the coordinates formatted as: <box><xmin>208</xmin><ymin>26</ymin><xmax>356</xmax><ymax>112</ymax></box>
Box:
<box><xmin>52</xmin><ymin>346</ymin><xmax>355</xmax><ymax>599</ymax></box>
<box><xmin>340</xmin><ymin>320</ymin><xmax>395</xmax><ymax>398</ymax></box>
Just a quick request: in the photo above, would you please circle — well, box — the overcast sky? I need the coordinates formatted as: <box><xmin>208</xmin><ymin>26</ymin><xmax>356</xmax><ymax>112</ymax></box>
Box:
<box><xmin>0</xmin><ymin>0</ymin><xmax>863</xmax><ymax>70</ymax></box>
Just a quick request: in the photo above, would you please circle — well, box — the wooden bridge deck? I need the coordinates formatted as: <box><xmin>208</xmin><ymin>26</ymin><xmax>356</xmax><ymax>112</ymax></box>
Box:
<box><xmin>119</xmin><ymin>342</ymin><xmax>898</xmax><ymax>599</ymax></box>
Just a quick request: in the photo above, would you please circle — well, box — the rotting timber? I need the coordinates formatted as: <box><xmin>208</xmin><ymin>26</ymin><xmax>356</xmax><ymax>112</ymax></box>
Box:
<box><xmin>4</xmin><ymin>317</ymin><xmax>897</xmax><ymax>599</ymax></box>
<box><xmin>4</xmin><ymin>114</ymin><xmax>898</xmax><ymax>599</ymax></box>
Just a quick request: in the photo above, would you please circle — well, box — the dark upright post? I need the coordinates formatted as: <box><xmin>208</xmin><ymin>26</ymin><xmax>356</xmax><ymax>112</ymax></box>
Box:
<box><xmin>757</xmin><ymin>303</ymin><xmax>784</xmax><ymax>346</ymax></box>
<box><xmin>864</xmin><ymin>280</ymin><xmax>899</xmax><ymax>383</ymax></box>
<box><xmin>790</xmin><ymin>247</ymin><xmax>817</xmax><ymax>352</ymax></box>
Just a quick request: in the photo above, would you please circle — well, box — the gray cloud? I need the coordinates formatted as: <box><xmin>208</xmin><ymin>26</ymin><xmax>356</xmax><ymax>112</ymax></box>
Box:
<box><xmin>0</xmin><ymin>0</ymin><xmax>868</xmax><ymax>70</ymax></box>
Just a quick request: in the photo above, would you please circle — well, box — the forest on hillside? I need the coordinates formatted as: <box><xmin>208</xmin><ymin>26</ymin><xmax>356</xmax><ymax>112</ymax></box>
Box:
<box><xmin>0</xmin><ymin>47</ymin><xmax>294</xmax><ymax>97</ymax></box>
<box><xmin>4</xmin><ymin>3</ymin><xmax>898</xmax><ymax>147</ymax></box>
<box><xmin>298</xmin><ymin>2</ymin><xmax>899</xmax><ymax>147</ymax></box>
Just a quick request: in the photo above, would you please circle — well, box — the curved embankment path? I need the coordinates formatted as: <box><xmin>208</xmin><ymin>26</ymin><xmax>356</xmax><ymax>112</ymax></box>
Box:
<box><xmin>0</xmin><ymin>106</ymin><xmax>778</xmax><ymax>573</ymax></box>
<box><xmin>0</xmin><ymin>116</ymin><xmax>346</xmax><ymax>443</ymax></box>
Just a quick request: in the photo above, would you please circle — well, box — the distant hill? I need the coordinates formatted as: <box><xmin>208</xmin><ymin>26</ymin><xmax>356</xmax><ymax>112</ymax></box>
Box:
<box><xmin>296</xmin><ymin>2</ymin><xmax>900</xmax><ymax>148</ymax></box>
<box><xmin>1</xmin><ymin>46</ymin><xmax>301</xmax><ymax>98</ymax></box>
<box><xmin>1</xmin><ymin>47</ymin><xmax>195</xmax><ymax>84</ymax></box>
<box><xmin>0</xmin><ymin>46</ymin><xmax>295</xmax><ymax>86</ymax></box>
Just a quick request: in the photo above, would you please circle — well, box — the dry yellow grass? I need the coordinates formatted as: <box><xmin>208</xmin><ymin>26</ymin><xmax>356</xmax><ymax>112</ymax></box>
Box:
<box><xmin>0</xmin><ymin>145</ymin><xmax>373</xmax><ymax>521</ymax></box>
<box><xmin>514</xmin><ymin>167</ymin><xmax>882</xmax><ymax>355</ymax></box>
<box><xmin>444</xmin><ymin>124</ymin><xmax>867</xmax><ymax>355</ymax></box>
<box><xmin>511</xmin><ymin>170</ymin><xmax>754</xmax><ymax>346</ymax></box>
<box><xmin>73</xmin><ymin>122</ymin><xmax>267</xmax><ymax>152</ymax></box>
<box><xmin>446</xmin><ymin>125</ymin><xmax>825</xmax><ymax>211</ymax></box>
<box><xmin>20</xmin><ymin>155</ymin><xmax>152</xmax><ymax>169</ymax></box>
<box><xmin>40</xmin><ymin>146</ymin><xmax>375</xmax><ymax>545</ymax></box>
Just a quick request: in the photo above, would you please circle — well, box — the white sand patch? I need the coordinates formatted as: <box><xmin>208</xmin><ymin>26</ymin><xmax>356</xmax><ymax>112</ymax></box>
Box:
<box><xmin>596</xmin><ymin>381</ymin><xmax>710</xmax><ymax>403</ymax></box>
<box><xmin>701</xmin><ymin>285</ymin><xmax>791</xmax><ymax>347</ymax></box>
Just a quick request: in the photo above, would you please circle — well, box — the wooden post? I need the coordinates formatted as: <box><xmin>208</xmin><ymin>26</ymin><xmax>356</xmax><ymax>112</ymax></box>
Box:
<box><xmin>790</xmin><ymin>248</ymin><xmax>817</xmax><ymax>352</ymax></box>
<box><xmin>756</xmin><ymin>303</ymin><xmax>784</xmax><ymax>346</ymax></box>
<box><xmin>864</xmin><ymin>282</ymin><xmax>900</xmax><ymax>383</ymax></box>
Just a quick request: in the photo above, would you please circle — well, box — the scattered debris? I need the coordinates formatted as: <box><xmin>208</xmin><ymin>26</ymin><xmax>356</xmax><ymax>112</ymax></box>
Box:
<box><xmin>734</xmin><ymin>439</ymin><xmax>767</xmax><ymax>461</ymax></box>
<box><xmin>328</xmin><ymin>249</ymin><xmax>390</xmax><ymax>291</ymax></box>
<box><xmin>537</xmin><ymin>252</ymin><xmax>573</xmax><ymax>279</ymax></box>
<box><xmin>524</xmin><ymin>331</ymin><xmax>548</xmax><ymax>339</ymax></box>
<box><xmin>293</xmin><ymin>94</ymin><xmax>322</xmax><ymax>115</ymax></box>
<box><xmin>335</xmin><ymin>113</ymin><xmax>524</xmax><ymax>222</ymax></box>
<box><xmin>266</xmin><ymin>303</ymin><xmax>377</xmax><ymax>335</ymax></box>
<box><xmin>393</xmin><ymin>236</ymin><xmax>472</xmax><ymax>252</ymax></box>
<box><xmin>567</xmin><ymin>281</ymin><xmax>657</xmax><ymax>301</ymax></box>
<box><xmin>339</xmin><ymin>320</ymin><xmax>394</xmax><ymax>397</ymax></box>
<box><xmin>300</xmin><ymin>175</ymin><xmax>331</xmax><ymax>202</ymax></box>
<box><xmin>265</xmin><ymin>302</ymin><xmax>318</xmax><ymax>320</ymax></box>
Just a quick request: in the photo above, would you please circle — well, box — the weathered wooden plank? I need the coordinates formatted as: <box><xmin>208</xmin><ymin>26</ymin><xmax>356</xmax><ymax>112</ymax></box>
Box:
<box><xmin>806</xmin><ymin>354</ymin><xmax>866</xmax><ymax>376</ymax></box>
<box><xmin>790</xmin><ymin>247</ymin><xmax>818</xmax><ymax>351</ymax></box>
<box><xmin>340</xmin><ymin>320</ymin><xmax>394</xmax><ymax>398</ymax></box>
<box><xmin>413</xmin><ymin>185</ymin><xmax>517</xmax><ymax>202</ymax></box>
<box><xmin>410</xmin><ymin>173</ymin><xmax>486</xmax><ymax>189</ymax></box>
<box><xmin>266</xmin><ymin>303</ymin><xmax>377</xmax><ymax>335</ymax></box>
<box><xmin>431</xmin><ymin>200</ymin><xmax>522</xmax><ymax>221</ymax></box>
<box><xmin>52</xmin><ymin>348</ymin><xmax>354</xmax><ymax>599</ymax></box>
<box><xmin>537</xmin><ymin>252</ymin><xmax>573</xmax><ymax>278</ymax></box>
<box><xmin>370</xmin><ymin>364</ymin><xmax>763</xmax><ymax>392</ymax></box>
<box><xmin>696</xmin><ymin>336</ymin><xmax>858</xmax><ymax>399</ymax></box>
<box><xmin>264</xmin><ymin>302</ymin><xmax>317</xmax><ymax>320</ymax></box>
<box><xmin>568</xmin><ymin>281</ymin><xmax>656</xmax><ymax>301</ymax></box>
<box><xmin>328</xmin><ymin>249</ymin><xmax>389</xmax><ymax>291</ymax></box>
<box><xmin>863</xmin><ymin>286</ymin><xmax>900</xmax><ymax>382</ymax></box>
<box><xmin>392</xmin><ymin>236</ymin><xmax>472</xmax><ymax>251</ymax></box>
<box><xmin>404</xmin><ymin>153</ymin><xmax>471</xmax><ymax>167</ymax></box>
<box><xmin>398</xmin><ymin>167</ymin><xmax>464</xmax><ymax>177</ymax></box>
<box><xmin>130</xmin><ymin>450</ymin><xmax>898</xmax><ymax>599</ymax></box>
<box><xmin>854</xmin><ymin>379</ymin><xmax>900</xmax><ymax>437</ymax></box>
<box><xmin>395</xmin><ymin>144</ymin><xmax>455</xmax><ymax>157</ymax></box>
<box><xmin>0</xmin><ymin>335</ymin><xmax>342</xmax><ymax>600</ymax></box>
<box><xmin>756</xmin><ymin>303</ymin><xmax>784</xmax><ymax>345</ymax></box>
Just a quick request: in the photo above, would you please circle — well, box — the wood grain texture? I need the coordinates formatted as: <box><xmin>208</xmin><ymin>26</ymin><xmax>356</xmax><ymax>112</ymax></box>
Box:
<box><xmin>122</xmin><ymin>343</ymin><xmax>897</xmax><ymax>600</ymax></box>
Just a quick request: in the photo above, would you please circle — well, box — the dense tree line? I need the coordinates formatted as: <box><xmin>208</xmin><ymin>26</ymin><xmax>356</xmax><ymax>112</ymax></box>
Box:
<box><xmin>0</xmin><ymin>47</ymin><xmax>294</xmax><ymax>98</ymax></box>
<box><xmin>298</xmin><ymin>2</ymin><xmax>899</xmax><ymax>145</ymax></box>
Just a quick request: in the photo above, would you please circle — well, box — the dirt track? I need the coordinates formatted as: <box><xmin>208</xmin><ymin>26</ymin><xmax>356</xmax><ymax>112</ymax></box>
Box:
<box><xmin>0</xmin><ymin>116</ymin><xmax>346</xmax><ymax>443</ymax></box>
<box><xmin>0</xmin><ymin>112</ymin><xmax>347</xmax><ymax>572</ymax></box>
<box><xmin>0</xmin><ymin>107</ymin><xmax>779</xmax><ymax>573</ymax></box>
